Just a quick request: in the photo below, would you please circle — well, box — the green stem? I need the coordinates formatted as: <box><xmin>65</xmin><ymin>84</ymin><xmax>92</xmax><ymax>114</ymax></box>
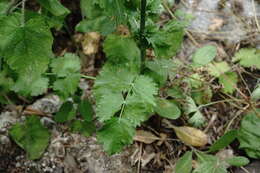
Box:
<box><xmin>119</xmin><ymin>82</ymin><xmax>134</xmax><ymax>120</ymax></box>
<box><xmin>81</xmin><ymin>74</ymin><xmax>96</xmax><ymax>80</ymax></box>
<box><xmin>45</xmin><ymin>73</ymin><xmax>96</xmax><ymax>80</ymax></box>
<box><xmin>140</xmin><ymin>0</ymin><xmax>147</xmax><ymax>62</ymax></box>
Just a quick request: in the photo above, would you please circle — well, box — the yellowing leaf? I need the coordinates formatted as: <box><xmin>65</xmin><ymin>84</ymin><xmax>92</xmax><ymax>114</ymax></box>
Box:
<box><xmin>173</xmin><ymin>126</ymin><xmax>208</xmax><ymax>147</ymax></box>
<box><xmin>219</xmin><ymin>72</ymin><xmax>238</xmax><ymax>94</ymax></box>
<box><xmin>163</xmin><ymin>119</ymin><xmax>208</xmax><ymax>147</ymax></box>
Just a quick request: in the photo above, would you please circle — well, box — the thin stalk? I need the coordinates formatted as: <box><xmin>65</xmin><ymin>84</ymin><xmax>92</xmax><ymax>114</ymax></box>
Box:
<box><xmin>45</xmin><ymin>73</ymin><xmax>96</xmax><ymax>80</ymax></box>
<box><xmin>81</xmin><ymin>74</ymin><xmax>96</xmax><ymax>80</ymax></box>
<box><xmin>5</xmin><ymin>0</ymin><xmax>17</xmax><ymax>14</ymax></box>
<box><xmin>140</xmin><ymin>0</ymin><xmax>147</xmax><ymax>62</ymax></box>
<box><xmin>21</xmin><ymin>0</ymin><xmax>26</xmax><ymax>26</ymax></box>
<box><xmin>119</xmin><ymin>83</ymin><xmax>134</xmax><ymax>120</ymax></box>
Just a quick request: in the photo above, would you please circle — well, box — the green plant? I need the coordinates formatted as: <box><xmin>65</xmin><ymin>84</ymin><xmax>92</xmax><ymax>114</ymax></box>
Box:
<box><xmin>1</xmin><ymin>0</ymin><xmax>260</xmax><ymax>168</ymax></box>
<box><xmin>77</xmin><ymin>0</ymin><xmax>189</xmax><ymax>154</ymax></box>
<box><xmin>10</xmin><ymin>116</ymin><xmax>50</xmax><ymax>160</ymax></box>
<box><xmin>175</xmin><ymin>150</ymin><xmax>249</xmax><ymax>173</ymax></box>
<box><xmin>0</xmin><ymin>0</ymin><xmax>95</xmax><ymax>159</ymax></box>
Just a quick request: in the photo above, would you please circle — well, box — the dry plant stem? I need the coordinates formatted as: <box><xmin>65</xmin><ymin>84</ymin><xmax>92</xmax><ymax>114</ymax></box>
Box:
<box><xmin>241</xmin><ymin>166</ymin><xmax>251</xmax><ymax>173</ymax></box>
<box><xmin>198</xmin><ymin>99</ymin><xmax>236</xmax><ymax>109</ymax></box>
<box><xmin>162</xmin><ymin>119</ymin><xmax>178</xmax><ymax>130</ymax></box>
<box><xmin>137</xmin><ymin>143</ymin><xmax>143</xmax><ymax>173</ymax></box>
<box><xmin>4</xmin><ymin>94</ymin><xmax>15</xmax><ymax>106</ymax></box>
<box><xmin>204</xmin><ymin>113</ymin><xmax>217</xmax><ymax>133</ymax></box>
<box><xmin>252</xmin><ymin>0</ymin><xmax>260</xmax><ymax>32</ymax></box>
<box><xmin>236</xmin><ymin>68</ymin><xmax>252</xmax><ymax>95</ymax></box>
<box><xmin>5</xmin><ymin>0</ymin><xmax>17</xmax><ymax>14</ymax></box>
<box><xmin>220</xmin><ymin>93</ymin><xmax>246</xmax><ymax>109</ymax></box>
<box><xmin>162</xmin><ymin>0</ymin><xmax>200</xmax><ymax>47</ymax></box>
<box><xmin>224</xmin><ymin>104</ymin><xmax>250</xmax><ymax>132</ymax></box>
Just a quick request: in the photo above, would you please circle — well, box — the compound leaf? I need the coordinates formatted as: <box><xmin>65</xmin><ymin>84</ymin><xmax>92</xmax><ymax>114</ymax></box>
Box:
<box><xmin>184</xmin><ymin>97</ymin><xmax>205</xmax><ymax>127</ymax></box>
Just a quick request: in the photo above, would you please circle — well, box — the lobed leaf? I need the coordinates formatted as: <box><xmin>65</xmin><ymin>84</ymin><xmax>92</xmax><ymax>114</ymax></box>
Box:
<box><xmin>10</xmin><ymin>116</ymin><xmax>50</xmax><ymax>160</ymax></box>
<box><xmin>103</xmin><ymin>34</ymin><xmax>141</xmax><ymax>71</ymax></box>
<box><xmin>1</xmin><ymin>16</ymin><xmax>53</xmax><ymax>76</ymax></box>
<box><xmin>237</xmin><ymin>109</ymin><xmax>260</xmax><ymax>158</ymax></box>
<box><xmin>192</xmin><ymin>45</ymin><xmax>217</xmax><ymax>67</ymax></box>
<box><xmin>232</xmin><ymin>48</ymin><xmax>260</xmax><ymax>70</ymax></box>
<box><xmin>97</xmin><ymin>117</ymin><xmax>135</xmax><ymax>155</ymax></box>
<box><xmin>70</xmin><ymin>120</ymin><xmax>96</xmax><ymax>137</ymax></box>
<box><xmin>36</xmin><ymin>0</ymin><xmax>70</xmax><ymax>17</ymax></box>
<box><xmin>54</xmin><ymin>101</ymin><xmax>76</xmax><ymax>123</ymax></box>
<box><xmin>219</xmin><ymin>72</ymin><xmax>238</xmax><ymax>94</ymax></box>
<box><xmin>51</xmin><ymin>53</ymin><xmax>81</xmax><ymax>78</ymax></box>
<box><xmin>53</xmin><ymin>74</ymin><xmax>81</xmax><ymax>99</ymax></box>
<box><xmin>78</xmin><ymin>99</ymin><xmax>94</xmax><ymax>122</ymax></box>
<box><xmin>155</xmin><ymin>98</ymin><xmax>181</xmax><ymax>119</ymax></box>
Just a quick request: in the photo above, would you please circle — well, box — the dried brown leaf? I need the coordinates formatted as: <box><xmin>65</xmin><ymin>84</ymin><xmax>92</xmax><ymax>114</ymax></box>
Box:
<box><xmin>81</xmin><ymin>32</ymin><xmax>101</xmax><ymax>55</ymax></box>
<box><xmin>134</xmin><ymin>130</ymin><xmax>160</xmax><ymax>144</ymax></box>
